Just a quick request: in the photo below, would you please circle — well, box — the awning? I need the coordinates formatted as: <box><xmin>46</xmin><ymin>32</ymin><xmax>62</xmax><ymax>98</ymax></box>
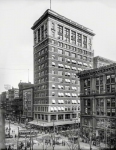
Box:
<box><xmin>58</xmin><ymin>107</ymin><xmax>61</xmax><ymax>110</ymax></box>
<box><xmin>52</xmin><ymin>85</ymin><xmax>55</xmax><ymax>88</ymax></box>
<box><xmin>58</xmin><ymin>100</ymin><xmax>61</xmax><ymax>103</ymax></box>
<box><xmin>61</xmin><ymin>107</ymin><xmax>64</xmax><ymax>111</ymax></box>
<box><xmin>83</xmin><ymin>63</ymin><xmax>88</xmax><ymax>67</ymax></box>
<box><xmin>78</xmin><ymin>61</ymin><xmax>82</xmax><ymax>65</ymax></box>
<box><xmin>52</xmin><ymin>99</ymin><xmax>56</xmax><ymax>104</ymax></box>
<box><xmin>52</xmin><ymin>62</ymin><xmax>55</xmax><ymax>66</ymax></box>
<box><xmin>58</xmin><ymin>64</ymin><xmax>64</xmax><ymax>68</ymax></box>
<box><xmin>72</xmin><ymin>67</ymin><xmax>77</xmax><ymax>70</ymax></box>
<box><xmin>72</xmin><ymin>60</ymin><xmax>76</xmax><ymax>64</ymax></box>
<box><xmin>58</xmin><ymin>93</ymin><xmax>64</xmax><ymax>97</ymax></box>
<box><xmin>78</xmin><ymin>68</ymin><xmax>83</xmax><ymax>71</ymax></box>
<box><xmin>60</xmin><ymin>100</ymin><xmax>64</xmax><ymax>104</ymax></box>
<box><xmin>54</xmin><ymin>107</ymin><xmax>57</xmax><ymax>111</ymax></box>
<box><xmin>67</xmin><ymin>59</ymin><xmax>70</xmax><ymax>62</ymax></box>
<box><xmin>51</xmin><ymin>107</ymin><xmax>54</xmax><ymax>111</ymax></box>
<box><xmin>28</xmin><ymin>120</ymin><xmax>79</xmax><ymax>127</ymax></box>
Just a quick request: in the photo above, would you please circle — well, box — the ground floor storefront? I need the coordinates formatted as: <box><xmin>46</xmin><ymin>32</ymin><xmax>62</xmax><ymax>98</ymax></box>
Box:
<box><xmin>28</xmin><ymin>120</ymin><xmax>80</xmax><ymax>133</ymax></box>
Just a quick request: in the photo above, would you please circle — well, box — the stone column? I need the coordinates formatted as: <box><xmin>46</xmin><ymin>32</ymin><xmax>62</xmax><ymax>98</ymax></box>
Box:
<box><xmin>48</xmin><ymin>115</ymin><xmax>50</xmax><ymax>122</ymax></box>
<box><xmin>56</xmin><ymin>114</ymin><xmax>58</xmax><ymax>122</ymax></box>
<box><xmin>63</xmin><ymin>114</ymin><xmax>65</xmax><ymax>121</ymax></box>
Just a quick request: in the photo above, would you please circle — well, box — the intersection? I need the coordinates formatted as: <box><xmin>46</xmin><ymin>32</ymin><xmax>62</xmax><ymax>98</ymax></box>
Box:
<box><xmin>5</xmin><ymin>120</ymin><xmax>99</xmax><ymax>150</ymax></box>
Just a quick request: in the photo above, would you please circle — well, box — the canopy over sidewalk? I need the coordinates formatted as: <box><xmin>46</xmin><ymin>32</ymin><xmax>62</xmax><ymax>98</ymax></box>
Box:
<box><xmin>28</xmin><ymin>120</ymin><xmax>79</xmax><ymax>127</ymax></box>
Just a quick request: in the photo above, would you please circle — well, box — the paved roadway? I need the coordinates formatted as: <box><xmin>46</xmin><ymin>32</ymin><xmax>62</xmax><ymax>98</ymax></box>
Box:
<box><xmin>5</xmin><ymin>121</ymin><xmax>99</xmax><ymax>150</ymax></box>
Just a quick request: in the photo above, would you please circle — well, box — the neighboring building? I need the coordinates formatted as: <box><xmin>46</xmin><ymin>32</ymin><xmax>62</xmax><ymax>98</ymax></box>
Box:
<box><xmin>93</xmin><ymin>56</ymin><xmax>115</xmax><ymax>68</ymax></box>
<box><xmin>77</xmin><ymin>63</ymin><xmax>116</xmax><ymax>147</ymax></box>
<box><xmin>0</xmin><ymin>108</ymin><xmax>5</xmax><ymax>149</ymax></box>
<box><xmin>31</xmin><ymin>9</ymin><xmax>95</xmax><ymax>127</ymax></box>
<box><xmin>22</xmin><ymin>88</ymin><xmax>34</xmax><ymax>123</ymax></box>
<box><xmin>7</xmin><ymin>88</ymin><xmax>19</xmax><ymax>120</ymax></box>
<box><xmin>0</xmin><ymin>92</ymin><xmax>7</xmax><ymax>117</ymax></box>
<box><xmin>18</xmin><ymin>82</ymin><xmax>34</xmax><ymax>123</ymax></box>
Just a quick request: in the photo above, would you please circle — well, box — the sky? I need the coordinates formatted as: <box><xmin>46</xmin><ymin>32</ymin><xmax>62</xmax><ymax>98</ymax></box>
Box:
<box><xmin>0</xmin><ymin>0</ymin><xmax>116</xmax><ymax>93</ymax></box>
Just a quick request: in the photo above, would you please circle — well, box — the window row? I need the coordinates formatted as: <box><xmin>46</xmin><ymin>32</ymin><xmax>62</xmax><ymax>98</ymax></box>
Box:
<box><xmin>51</xmin><ymin>24</ymin><xmax>91</xmax><ymax>49</ymax></box>
<box><xmin>34</xmin><ymin>114</ymin><xmax>77</xmax><ymax>120</ymax></box>
<box><xmin>34</xmin><ymin>91</ymin><xmax>48</xmax><ymax>97</ymax></box>
<box><xmin>52</xmin><ymin>92</ymin><xmax>77</xmax><ymax>97</ymax></box>
<box><xmin>52</xmin><ymin>99</ymin><xmax>78</xmax><ymax>104</ymax></box>
<box><xmin>34</xmin><ymin>84</ymin><xmax>48</xmax><ymax>91</ymax></box>
<box><xmin>50</xmin><ymin>106</ymin><xmax>77</xmax><ymax>112</ymax></box>
<box><xmin>35</xmin><ymin>106</ymin><xmax>48</xmax><ymax>112</ymax></box>
<box><xmin>35</xmin><ymin>77</ymin><xmax>48</xmax><ymax>84</ymax></box>
<box><xmin>55</xmin><ymin>78</ymin><xmax>76</xmax><ymax>84</ymax></box>
<box><xmin>34</xmin><ymin>22</ymin><xmax>47</xmax><ymax>44</ymax></box>
<box><xmin>51</xmin><ymin>46</ymin><xmax>93</xmax><ymax>57</ymax></box>
<box><xmin>34</xmin><ymin>47</ymin><xmax>48</xmax><ymax>59</ymax></box>
<box><xmin>52</xmin><ymin>61</ymin><xmax>89</xmax><ymax>67</ymax></box>
<box><xmin>52</xmin><ymin>85</ymin><xmax>77</xmax><ymax>90</ymax></box>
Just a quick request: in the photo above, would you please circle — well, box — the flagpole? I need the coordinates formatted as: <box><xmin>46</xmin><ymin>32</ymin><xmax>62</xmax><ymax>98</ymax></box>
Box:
<box><xmin>50</xmin><ymin>0</ymin><xmax>51</xmax><ymax>10</ymax></box>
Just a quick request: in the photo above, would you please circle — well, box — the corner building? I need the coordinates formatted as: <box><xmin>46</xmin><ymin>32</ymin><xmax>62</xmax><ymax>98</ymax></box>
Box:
<box><xmin>77</xmin><ymin>63</ymin><xmax>116</xmax><ymax>146</ymax></box>
<box><xmin>31</xmin><ymin>9</ymin><xmax>95</xmax><ymax>126</ymax></box>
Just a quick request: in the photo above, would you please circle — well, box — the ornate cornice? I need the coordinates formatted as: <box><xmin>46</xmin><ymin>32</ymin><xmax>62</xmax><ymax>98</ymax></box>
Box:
<box><xmin>31</xmin><ymin>9</ymin><xmax>95</xmax><ymax>36</ymax></box>
<box><xmin>77</xmin><ymin>63</ymin><xmax>116</xmax><ymax>78</ymax></box>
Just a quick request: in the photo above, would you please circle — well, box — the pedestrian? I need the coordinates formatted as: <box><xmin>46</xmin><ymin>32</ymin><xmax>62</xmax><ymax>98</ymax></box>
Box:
<box><xmin>15</xmin><ymin>134</ymin><xmax>17</xmax><ymax>138</ymax></box>
<box><xmin>62</xmin><ymin>141</ymin><xmax>63</xmax><ymax>146</ymax></box>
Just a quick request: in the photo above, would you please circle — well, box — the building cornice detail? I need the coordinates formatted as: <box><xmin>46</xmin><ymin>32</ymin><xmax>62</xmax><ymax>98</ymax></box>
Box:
<box><xmin>31</xmin><ymin>9</ymin><xmax>95</xmax><ymax>36</ymax></box>
<box><xmin>77</xmin><ymin>63</ymin><xmax>116</xmax><ymax>77</ymax></box>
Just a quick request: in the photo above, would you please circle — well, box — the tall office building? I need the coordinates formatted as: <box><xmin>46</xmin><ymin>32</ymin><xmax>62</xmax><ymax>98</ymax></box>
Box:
<box><xmin>31</xmin><ymin>9</ymin><xmax>95</xmax><ymax>126</ymax></box>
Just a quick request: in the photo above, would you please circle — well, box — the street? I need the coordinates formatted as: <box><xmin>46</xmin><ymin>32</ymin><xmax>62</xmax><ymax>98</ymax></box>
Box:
<box><xmin>5</xmin><ymin>121</ymin><xmax>99</xmax><ymax>150</ymax></box>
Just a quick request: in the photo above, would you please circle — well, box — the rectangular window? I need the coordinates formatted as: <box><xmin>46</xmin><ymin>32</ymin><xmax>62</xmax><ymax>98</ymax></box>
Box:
<box><xmin>71</xmin><ymin>31</ymin><xmax>76</xmax><ymax>44</ymax></box>
<box><xmin>65</xmin><ymin>51</ymin><xmax>70</xmax><ymax>56</ymax></box>
<box><xmin>58</xmin><ymin>49</ymin><xmax>63</xmax><ymax>54</ymax></box>
<box><xmin>58</xmin><ymin>78</ymin><xmax>63</xmax><ymax>83</ymax></box>
<box><xmin>64</xmin><ymin>28</ymin><xmax>70</xmax><ymax>42</ymax></box>
<box><xmin>65</xmin><ymin>86</ymin><xmax>70</xmax><ymax>90</ymax></box>
<box><xmin>84</xmin><ymin>79</ymin><xmax>90</xmax><ymax>95</ymax></box>
<box><xmin>106</xmin><ymin>74</ymin><xmax>115</xmax><ymax>93</ymax></box>
<box><xmin>71</xmin><ymin>53</ymin><xmax>76</xmax><ymax>58</ymax></box>
<box><xmin>77</xmin><ymin>54</ymin><xmax>82</xmax><ymax>59</ymax></box>
<box><xmin>58</xmin><ymin>71</ymin><xmax>63</xmax><ymax>76</ymax></box>
<box><xmin>57</xmin><ymin>25</ymin><xmax>63</xmax><ymax>40</ymax></box>
<box><xmin>51</xmin><ymin>47</ymin><xmax>55</xmax><ymax>52</ymax></box>
<box><xmin>38</xmin><ymin>28</ymin><xmax>40</xmax><ymax>42</ymax></box>
<box><xmin>83</xmin><ymin>35</ymin><xmax>87</xmax><ymax>48</ymax></box>
<box><xmin>58</xmin><ymin>56</ymin><xmax>63</xmax><ymax>61</ymax></box>
<box><xmin>41</xmin><ymin>25</ymin><xmax>44</xmax><ymax>40</ymax></box>
<box><xmin>77</xmin><ymin>33</ymin><xmax>82</xmax><ymax>47</ymax></box>
<box><xmin>83</xmin><ymin>56</ymin><xmax>87</xmax><ymax>61</ymax></box>
<box><xmin>111</xmin><ymin>75</ymin><xmax>115</xmax><ymax>83</ymax></box>
<box><xmin>106</xmin><ymin>75</ymin><xmax>110</xmax><ymax>84</ymax></box>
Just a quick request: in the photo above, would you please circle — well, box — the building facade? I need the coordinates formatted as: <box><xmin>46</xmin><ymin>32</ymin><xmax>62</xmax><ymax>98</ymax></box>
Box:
<box><xmin>77</xmin><ymin>63</ymin><xmax>116</xmax><ymax>147</ymax></box>
<box><xmin>93</xmin><ymin>56</ymin><xmax>115</xmax><ymax>68</ymax></box>
<box><xmin>23</xmin><ymin>88</ymin><xmax>34</xmax><ymax>123</ymax></box>
<box><xmin>31</xmin><ymin>9</ymin><xmax>95</xmax><ymax>125</ymax></box>
<box><xmin>18</xmin><ymin>82</ymin><xmax>34</xmax><ymax>123</ymax></box>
